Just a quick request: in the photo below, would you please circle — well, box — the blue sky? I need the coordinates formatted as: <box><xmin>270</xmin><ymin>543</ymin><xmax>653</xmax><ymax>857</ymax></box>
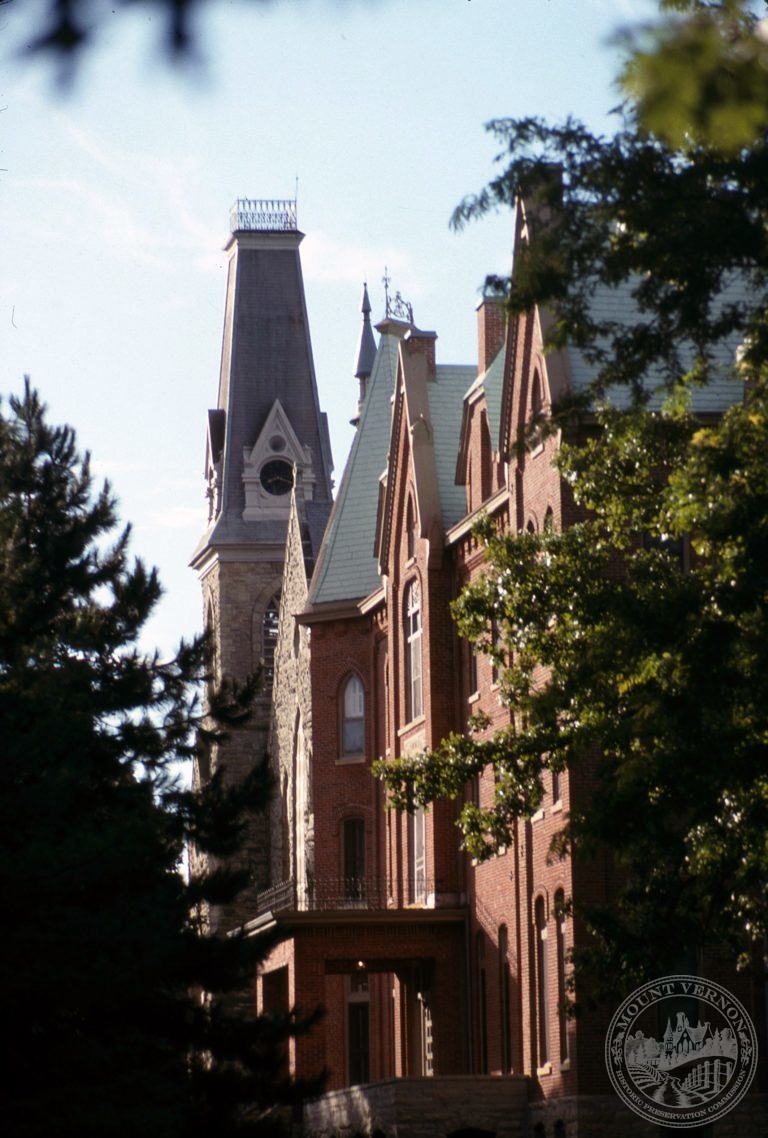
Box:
<box><xmin>1</xmin><ymin>0</ymin><xmax>654</xmax><ymax>655</ymax></box>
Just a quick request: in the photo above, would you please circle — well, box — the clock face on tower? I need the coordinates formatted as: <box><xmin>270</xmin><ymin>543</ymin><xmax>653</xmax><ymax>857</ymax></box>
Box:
<box><xmin>260</xmin><ymin>458</ymin><xmax>293</xmax><ymax>496</ymax></box>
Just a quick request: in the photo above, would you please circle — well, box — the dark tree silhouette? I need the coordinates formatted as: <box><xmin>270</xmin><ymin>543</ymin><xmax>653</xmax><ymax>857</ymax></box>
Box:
<box><xmin>0</xmin><ymin>381</ymin><xmax>319</xmax><ymax>1137</ymax></box>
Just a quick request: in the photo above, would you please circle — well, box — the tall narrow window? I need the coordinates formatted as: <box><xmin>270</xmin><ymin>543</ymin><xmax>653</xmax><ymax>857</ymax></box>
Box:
<box><xmin>555</xmin><ymin>890</ymin><xmax>569</xmax><ymax>1063</ymax></box>
<box><xmin>490</xmin><ymin>617</ymin><xmax>502</xmax><ymax>686</ymax></box>
<box><xmin>262</xmin><ymin>594</ymin><xmax>280</xmax><ymax>693</ymax></box>
<box><xmin>341</xmin><ymin>674</ymin><xmax>365</xmax><ymax>755</ymax></box>
<box><xmin>499</xmin><ymin>925</ymin><xmax>512</xmax><ymax>1073</ymax></box>
<box><xmin>405</xmin><ymin>579</ymin><xmax>423</xmax><ymax>721</ymax></box>
<box><xmin>343</xmin><ymin>818</ymin><xmax>365</xmax><ymax>901</ymax></box>
<box><xmin>347</xmin><ymin>971</ymin><xmax>370</xmax><ymax>1085</ymax></box>
<box><xmin>535</xmin><ymin>896</ymin><xmax>549</xmax><ymax>1067</ymax></box>
<box><xmin>477</xmin><ymin>933</ymin><xmax>488</xmax><ymax>1074</ymax></box>
<box><xmin>408</xmin><ymin>808</ymin><xmax>426</xmax><ymax>904</ymax></box>
<box><xmin>480</xmin><ymin>412</ymin><xmax>493</xmax><ymax>502</ymax></box>
<box><xmin>406</xmin><ymin>495</ymin><xmax>417</xmax><ymax>560</ymax></box>
<box><xmin>467</xmin><ymin>642</ymin><xmax>478</xmax><ymax>698</ymax></box>
<box><xmin>531</xmin><ymin>370</ymin><xmax>543</xmax><ymax>421</ymax></box>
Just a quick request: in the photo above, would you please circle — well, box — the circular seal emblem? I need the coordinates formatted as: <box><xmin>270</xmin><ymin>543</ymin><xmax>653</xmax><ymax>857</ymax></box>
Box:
<box><xmin>605</xmin><ymin>975</ymin><xmax>758</xmax><ymax>1129</ymax></box>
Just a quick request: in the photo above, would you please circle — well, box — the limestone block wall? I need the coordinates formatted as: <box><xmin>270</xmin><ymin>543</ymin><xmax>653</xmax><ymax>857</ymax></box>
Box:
<box><xmin>269</xmin><ymin>500</ymin><xmax>315</xmax><ymax>890</ymax></box>
<box><xmin>198</xmin><ymin>556</ymin><xmax>284</xmax><ymax>932</ymax></box>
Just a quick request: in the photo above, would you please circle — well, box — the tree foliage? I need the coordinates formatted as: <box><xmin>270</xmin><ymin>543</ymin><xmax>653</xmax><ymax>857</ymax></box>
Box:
<box><xmin>5</xmin><ymin>0</ymin><xmax>374</xmax><ymax>80</ymax></box>
<box><xmin>379</xmin><ymin>385</ymin><xmax>768</xmax><ymax>991</ymax></box>
<box><xmin>0</xmin><ymin>383</ymin><xmax>318</xmax><ymax>1137</ymax></box>
<box><xmin>377</xmin><ymin>0</ymin><xmax>768</xmax><ymax>996</ymax></box>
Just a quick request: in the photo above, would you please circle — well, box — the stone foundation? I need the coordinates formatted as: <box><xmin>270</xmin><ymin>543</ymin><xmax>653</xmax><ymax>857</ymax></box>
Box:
<box><xmin>303</xmin><ymin>1076</ymin><xmax>528</xmax><ymax>1138</ymax></box>
<box><xmin>303</xmin><ymin>1084</ymin><xmax>768</xmax><ymax>1138</ymax></box>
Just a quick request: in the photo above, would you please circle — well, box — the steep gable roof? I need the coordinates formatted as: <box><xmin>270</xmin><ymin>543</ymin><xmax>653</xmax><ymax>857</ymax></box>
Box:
<box><xmin>308</xmin><ymin>321</ymin><xmax>407</xmax><ymax>607</ymax></box>
<box><xmin>456</xmin><ymin>345</ymin><xmax>506</xmax><ymax>484</ymax></box>
<box><xmin>500</xmin><ymin>194</ymin><xmax>746</xmax><ymax>450</ymax></box>
<box><xmin>376</xmin><ymin>331</ymin><xmax>473</xmax><ymax>573</ymax></box>
<box><xmin>566</xmin><ymin>276</ymin><xmax>747</xmax><ymax>413</ymax></box>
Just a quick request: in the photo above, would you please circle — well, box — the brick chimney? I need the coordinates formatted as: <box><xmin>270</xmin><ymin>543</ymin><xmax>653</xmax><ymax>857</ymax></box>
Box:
<box><xmin>476</xmin><ymin>295</ymin><xmax>507</xmax><ymax>374</ymax></box>
<box><xmin>403</xmin><ymin>328</ymin><xmax>437</xmax><ymax>378</ymax></box>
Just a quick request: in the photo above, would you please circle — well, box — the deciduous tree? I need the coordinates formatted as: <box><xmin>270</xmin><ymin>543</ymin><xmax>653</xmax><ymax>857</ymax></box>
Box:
<box><xmin>376</xmin><ymin>0</ymin><xmax>768</xmax><ymax>996</ymax></box>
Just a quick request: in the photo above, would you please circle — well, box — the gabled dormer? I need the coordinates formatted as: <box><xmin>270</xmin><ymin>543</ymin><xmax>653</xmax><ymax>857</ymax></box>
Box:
<box><xmin>455</xmin><ymin>296</ymin><xmax>508</xmax><ymax>514</ymax></box>
<box><xmin>191</xmin><ymin>197</ymin><xmax>333</xmax><ymax>573</ymax></box>
<box><xmin>375</xmin><ymin>329</ymin><xmax>471</xmax><ymax>578</ymax></box>
<box><xmin>500</xmin><ymin>196</ymin><xmax>572</xmax><ymax>466</ymax></box>
<box><xmin>242</xmin><ymin>399</ymin><xmax>316</xmax><ymax>521</ymax></box>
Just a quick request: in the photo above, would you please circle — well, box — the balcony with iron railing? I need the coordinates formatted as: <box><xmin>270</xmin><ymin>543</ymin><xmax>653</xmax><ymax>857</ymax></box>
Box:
<box><xmin>254</xmin><ymin>875</ymin><xmax>444</xmax><ymax>917</ymax></box>
<box><xmin>229</xmin><ymin>198</ymin><xmax>298</xmax><ymax>234</ymax></box>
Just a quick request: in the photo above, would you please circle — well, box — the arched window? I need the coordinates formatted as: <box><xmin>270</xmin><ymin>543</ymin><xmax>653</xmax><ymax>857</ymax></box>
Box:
<box><xmin>341</xmin><ymin>673</ymin><xmax>365</xmax><ymax>755</ymax></box>
<box><xmin>406</xmin><ymin>495</ymin><xmax>417</xmax><ymax>560</ymax></box>
<box><xmin>535</xmin><ymin>896</ymin><xmax>549</xmax><ymax>1067</ymax></box>
<box><xmin>529</xmin><ymin>370</ymin><xmax>544</xmax><ymax>450</ymax></box>
<box><xmin>555</xmin><ymin>889</ymin><xmax>569</xmax><ymax>1063</ymax></box>
<box><xmin>531</xmin><ymin>370</ymin><xmax>543</xmax><ymax>421</ymax></box>
<box><xmin>262</xmin><ymin>593</ymin><xmax>280</xmax><ymax>693</ymax></box>
<box><xmin>405</xmin><ymin>579</ymin><xmax>423</xmax><ymax>721</ymax></box>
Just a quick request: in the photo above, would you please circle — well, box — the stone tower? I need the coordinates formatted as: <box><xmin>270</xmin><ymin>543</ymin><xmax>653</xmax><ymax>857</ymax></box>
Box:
<box><xmin>190</xmin><ymin>198</ymin><xmax>333</xmax><ymax>931</ymax></box>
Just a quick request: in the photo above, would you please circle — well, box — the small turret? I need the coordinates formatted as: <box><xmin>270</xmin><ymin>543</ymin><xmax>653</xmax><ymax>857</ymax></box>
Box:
<box><xmin>351</xmin><ymin>283</ymin><xmax>377</xmax><ymax>426</ymax></box>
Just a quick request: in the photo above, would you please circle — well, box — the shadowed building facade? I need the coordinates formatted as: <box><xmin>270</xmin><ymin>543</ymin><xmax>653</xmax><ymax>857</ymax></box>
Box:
<box><xmin>190</xmin><ymin>199</ymin><xmax>333</xmax><ymax>933</ymax></box>
<box><xmin>192</xmin><ymin>200</ymin><xmax>767</xmax><ymax>1136</ymax></box>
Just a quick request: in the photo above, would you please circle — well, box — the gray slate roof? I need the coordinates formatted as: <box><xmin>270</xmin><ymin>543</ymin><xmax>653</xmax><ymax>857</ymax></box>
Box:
<box><xmin>463</xmin><ymin>346</ymin><xmax>506</xmax><ymax>453</ymax></box>
<box><xmin>567</xmin><ymin>277</ymin><xmax>746</xmax><ymax>413</ymax></box>
<box><xmin>192</xmin><ymin>232</ymin><xmax>333</xmax><ymax>566</ymax></box>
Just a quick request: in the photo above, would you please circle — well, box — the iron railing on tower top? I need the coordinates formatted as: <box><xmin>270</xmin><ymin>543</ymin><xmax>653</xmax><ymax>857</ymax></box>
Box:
<box><xmin>230</xmin><ymin>198</ymin><xmax>297</xmax><ymax>233</ymax></box>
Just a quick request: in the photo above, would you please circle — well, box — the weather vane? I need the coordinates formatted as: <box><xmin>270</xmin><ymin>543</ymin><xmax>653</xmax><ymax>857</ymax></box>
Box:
<box><xmin>382</xmin><ymin>266</ymin><xmax>414</xmax><ymax>324</ymax></box>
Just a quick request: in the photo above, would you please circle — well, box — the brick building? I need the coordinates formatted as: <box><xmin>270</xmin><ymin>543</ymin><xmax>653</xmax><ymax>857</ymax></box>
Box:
<box><xmin>192</xmin><ymin>198</ymin><xmax>767</xmax><ymax>1136</ymax></box>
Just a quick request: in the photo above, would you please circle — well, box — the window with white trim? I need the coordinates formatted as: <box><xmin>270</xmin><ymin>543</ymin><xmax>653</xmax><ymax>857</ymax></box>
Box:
<box><xmin>341</xmin><ymin>673</ymin><xmax>365</xmax><ymax>755</ymax></box>
<box><xmin>262</xmin><ymin>594</ymin><xmax>280</xmax><ymax>693</ymax></box>
<box><xmin>405</xmin><ymin>579</ymin><xmax>423</xmax><ymax>721</ymax></box>
<box><xmin>535</xmin><ymin>896</ymin><xmax>549</xmax><ymax>1067</ymax></box>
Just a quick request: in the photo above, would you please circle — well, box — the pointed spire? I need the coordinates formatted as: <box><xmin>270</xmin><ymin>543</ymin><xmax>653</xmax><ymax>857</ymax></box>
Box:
<box><xmin>351</xmin><ymin>283</ymin><xmax>378</xmax><ymax>426</ymax></box>
<box><xmin>191</xmin><ymin>198</ymin><xmax>333</xmax><ymax>569</ymax></box>
<box><xmin>354</xmin><ymin>283</ymin><xmax>377</xmax><ymax>380</ymax></box>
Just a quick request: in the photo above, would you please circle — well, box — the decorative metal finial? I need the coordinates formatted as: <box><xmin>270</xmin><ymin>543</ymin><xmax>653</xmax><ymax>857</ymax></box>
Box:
<box><xmin>382</xmin><ymin>267</ymin><xmax>391</xmax><ymax>316</ymax></box>
<box><xmin>382</xmin><ymin>267</ymin><xmax>413</xmax><ymax>324</ymax></box>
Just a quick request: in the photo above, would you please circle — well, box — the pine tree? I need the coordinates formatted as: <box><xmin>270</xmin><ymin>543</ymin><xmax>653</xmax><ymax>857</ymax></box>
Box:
<box><xmin>0</xmin><ymin>382</ymin><xmax>317</xmax><ymax>1137</ymax></box>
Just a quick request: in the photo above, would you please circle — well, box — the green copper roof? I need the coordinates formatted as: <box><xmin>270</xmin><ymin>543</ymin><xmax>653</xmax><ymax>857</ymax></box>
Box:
<box><xmin>431</xmin><ymin>365</ymin><xmax>476</xmax><ymax>527</ymax></box>
<box><xmin>308</xmin><ymin>328</ymin><xmax>400</xmax><ymax>606</ymax></box>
